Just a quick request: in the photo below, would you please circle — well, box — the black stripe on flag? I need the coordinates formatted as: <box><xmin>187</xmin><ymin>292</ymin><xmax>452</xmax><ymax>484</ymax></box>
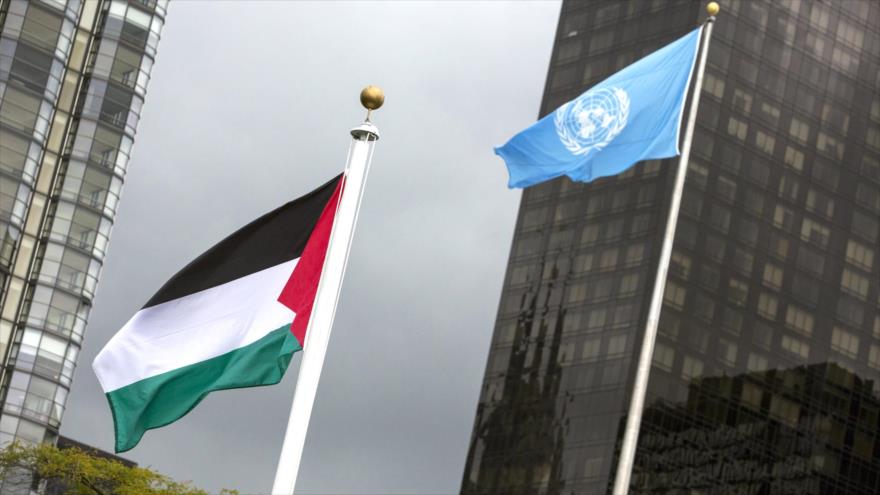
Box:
<box><xmin>143</xmin><ymin>174</ymin><xmax>342</xmax><ymax>309</ymax></box>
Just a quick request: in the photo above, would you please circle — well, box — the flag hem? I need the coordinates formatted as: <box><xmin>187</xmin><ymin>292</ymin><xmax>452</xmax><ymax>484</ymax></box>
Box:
<box><xmin>674</xmin><ymin>26</ymin><xmax>703</xmax><ymax>155</ymax></box>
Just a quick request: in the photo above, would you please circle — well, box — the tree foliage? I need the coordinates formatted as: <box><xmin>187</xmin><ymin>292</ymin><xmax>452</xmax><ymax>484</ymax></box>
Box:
<box><xmin>0</xmin><ymin>441</ymin><xmax>238</xmax><ymax>495</ymax></box>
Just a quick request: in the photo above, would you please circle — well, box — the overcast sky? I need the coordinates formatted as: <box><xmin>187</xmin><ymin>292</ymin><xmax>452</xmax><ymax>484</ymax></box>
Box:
<box><xmin>60</xmin><ymin>1</ymin><xmax>560</xmax><ymax>493</ymax></box>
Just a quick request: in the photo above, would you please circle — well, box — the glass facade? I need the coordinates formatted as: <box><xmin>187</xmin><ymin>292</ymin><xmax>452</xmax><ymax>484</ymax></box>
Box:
<box><xmin>461</xmin><ymin>1</ymin><xmax>879</xmax><ymax>494</ymax></box>
<box><xmin>0</xmin><ymin>0</ymin><xmax>166</xmax><ymax>481</ymax></box>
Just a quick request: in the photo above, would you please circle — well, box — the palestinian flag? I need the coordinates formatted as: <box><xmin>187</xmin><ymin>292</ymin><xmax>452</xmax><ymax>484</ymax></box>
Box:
<box><xmin>93</xmin><ymin>174</ymin><xmax>343</xmax><ymax>452</ymax></box>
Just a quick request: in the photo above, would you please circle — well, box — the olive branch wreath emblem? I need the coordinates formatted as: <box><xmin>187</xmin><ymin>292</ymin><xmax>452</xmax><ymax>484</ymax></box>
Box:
<box><xmin>554</xmin><ymin>87</ymin><xmax>630</xmax><ymax>156</ymax></box>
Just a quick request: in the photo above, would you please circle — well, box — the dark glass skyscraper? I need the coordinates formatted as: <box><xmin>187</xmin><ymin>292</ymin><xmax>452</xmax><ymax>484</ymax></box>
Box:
<box><xmin>462</xmin><ymin>1</ymin><xmax>879</xmax><ymax>494</ymax></box>
<box><xmin>0</xmin><ymin>0</ymin><xmax>166</xmax><ymax>475</ymax></box>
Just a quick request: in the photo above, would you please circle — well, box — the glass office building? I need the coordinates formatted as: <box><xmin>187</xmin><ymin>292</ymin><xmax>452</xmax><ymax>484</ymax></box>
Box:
<box><xmin>0</xmin><ymin>0</ymin><xmax>165</xmax><ymax>467</ymax></box>
<box><xmin>461</xmin><ymin>1</ymin><xmax>879</xmax><ymax>494</ymax></box>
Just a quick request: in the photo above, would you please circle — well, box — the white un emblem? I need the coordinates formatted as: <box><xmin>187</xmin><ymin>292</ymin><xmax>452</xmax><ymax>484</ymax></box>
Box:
<box><xmin>555</xmin><ymin>87</ymin><xmax>630</xmax><ymax>156</ymax></box>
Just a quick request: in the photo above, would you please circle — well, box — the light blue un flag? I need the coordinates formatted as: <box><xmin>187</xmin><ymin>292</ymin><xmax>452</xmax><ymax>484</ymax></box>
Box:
<box><xmin>497</xmin><ymin>27</ymin><xmax>703</xmax><ymax>188</ymax></box>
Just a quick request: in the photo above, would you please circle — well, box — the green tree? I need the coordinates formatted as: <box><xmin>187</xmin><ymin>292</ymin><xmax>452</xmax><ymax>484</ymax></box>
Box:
<box><xmin>0</xmin><ymin>441</ymin><xmax>238</xmax><ymax>495</ymax></box>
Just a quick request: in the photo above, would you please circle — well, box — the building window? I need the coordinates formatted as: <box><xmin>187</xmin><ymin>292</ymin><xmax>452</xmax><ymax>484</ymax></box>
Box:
<box><xmin>694</xmin><ymin>293</ymin><xmax>715</xmax><ymax>322</ymax></box>
<box><xmin>806</xmin><ymin>189</ymin><xmax>835</xmax><ymax>219</ymax></box>
<box><xmin>868</xmin><ymin>127</ymin><xmax>880</xmax><ymax>152</ymax></box>
<box><xmin>743</xmin><ymin>188</ymin><xmax>764</xmax><ymax>216</ymax></box>
<box><xmin>728</xmin><ymin>279</ymin><xmax>749</xmax><ymax>307</ymax></box>
<box><xmin>619</xmin><ymin>273</ymin><xmax>640</xmax><ymax>296</ymax></box>
<box><xmin>582</xmin><ymin>338</ymin><xmax>601</xmax><ymax>361</ymax></box>
<box><xmin>575</xmin><ymin>253</ymin><xmax>594</xmax><ymax>273</ymax></box>
<box><xmin>601</xmin><ymin>360</ymin><xmax>624</xmax><ymax>387</ymax></box>
<box><xmin>778</xmin><ymin>174</ymin><xmax>800</xmax><ymax>202</ymax></box>
<box><xmin>747</xmin><ymin>353</ymin><xmax>769</xmax><ymax>372</ymax></box>
<box><xmin>589</xmin><ymin>30</ymin><xmax>614</xmax><ymax>53</ymax></box>
<box><xmin>584</xmin><ymin>457</ymin><xmax>603</xmax><ymax>479</ymax></box>
<box><xmin>821</xmin><ymin>102</ymin><xmax>851</xmax><ymax>134</ymax></box>
<box><xmin>614</xmin><ymin>304</ymin><xmax>636</xmax><ymax>327</ymax></box>
<box><xmin>753</xmin><ymin>322</ymin><xmax>773</xmax><ymax>350</ymax></box>
<box><xmin>631</xmin><ymin>213</ymin><xmax>653</xmax><ymax>236</ymax></box>
<box><xmin>812</xmin><ymin>159</ymin><xmax>840</xmax><ymax>191</ymax></box>
<box><xmin>855</xmin><ymin>183</ymin><xmax>880</xmax><ymax>213</ymax></box>
<box><xmin>624</xmin><ymin>243</ymin><xmax>645</xmax><ymax>266</ymax></box>
<box><xmin>863</xmin><ymin>155</ymin><xmax>880</xmax><ymax>181</ymax></box>
<box><xmin>593</xmin><ymin>278</ymin><xmax>613</xmax><ymax>301</ymax></box>
<box><xmin>598</xmin><ymin>248</ymin><xmax>619</xmax><ymax>271</ymax></box>
<box><xmin>796</xmin><ymin>246</ymin><xmax>825</xmax><ymax>277</ymax></box>
<box><xmin>670</xmin><ymin>251</ymin><xmax>691</xmax><ymax>279</ymax></box>
<box><xmin>727</xmin><ymin>117</ymin><xmax>747</xmax><ymax>140</ymax></box>
<box><xmin>869</xmin><ymin>345</ymin><xmax>880</xmax><ymax>371</ymax></box>
<box><xmin>837</xmin><ymin>296</ymin><xmax>864</xmax><ymax>327</ymax></box>
<box><xmin>841</xmin><ymin>268</ymin><xmax>870</xmax><ymax>300</ymax></box>
<box><xmin>605</xmin><ymin>219</ymin><xmax>624</xmax><ymax>240</ymax></box>
<box><xmin>756</xmin><ymin>130</ymin><xmax>775</xmax><ymax>155</ymax></box>
<box><xmin>773</xmin><ymin>205</ymin><xmax>796</xmax><ymax>232</ymax></box>
<box><xmin>557</xmin><ymin>342</ymin><xmax>575</xmax><ymax>365</ymax></box>
<box><xmin>719</xmin><ymin>338</ymin><xmax>738</xmax><ymax>367</ymax></box>
<box><xmin>733</xmin><ymin>219</ymin><xmax>759</xmax><ymax>247</ymax></box>
<box><xmin>763</xmin><ymin>263</ymin><xmax>783</xmax><ymax>290</ymax></box>
<box><xmin>688</xmin><ymin>162</ymin><xmax>710</xmax><ymax>189</ymax></box>
<box><xmin>781</xmin><ymin>335</ymin><xmax>810</xmax><ymax>360</ymax></box>
<box><xmin>800</xmin><ymin>218</ymin><xmax>830</xmax><ymax>249</ymax></box>
<box><xmin>567</xmin><ymin>283</ymin><xmax>588</xmax><ymax>303</ymax></box>
<box><xmin>682</xmin><ymin>356</ymin><xmax>704</xmax><ymax>381</ymax></box>
<box><xmin>682</xmin><ymin>191</ymin><xmax>703</xmax><ymax>218</ymax></box>
<box><xmin>704</xmin><ymin>73</ymin><xmax>725</xmax><ymax>98</ymax></box>
<box><xmin>587</xmin><ymin>308</ymin><xmax>607</xmax><ymax>330</ymax></box>
<box><xmin>789</xmin><ymin>117</ymin><xmax>810</xmax><ymax>143</ymax></box>
<box><xmin>831</xmin><ymin>327</ymin><xmax>860</xmax><ymax>359</ymax></box>
<box><xmin>636</xmin><ymin>184</ymin><xmax>656</xmax><ymax>206</ymax></box>
<box><xmin>581</xmin><ymin>225</ymin><xmax>599</xmax><ymax>245</ymax></box>
<box><xmin>652</xmin><ymin>343</ymin><xmax>675</xmax><ymax>372</ymax></box>
<box><xmin>557</xmin><ymin>39</ymin><xmax>582</xmax><ymax>62</ymax></box>
<box><xmin>817</xmin><ymin>132</ymin><xmax>844</xmax><ymax>160</ymax></box>
<box><xmin>769</xmin><ymin>395</ymin><xmax>800</xmax><ymax>427</ymax></box>
<box><xmin>722</xmin><ymin>307</ymin><xmax>743</xmax><ymax>335</ymax></box>
<box><xmin>783</xmin><ymin>146</ymin><xmax>804</xmax><ymax>172</ymax></box>
<box><xmin>785</xmin><ymin>305</ymin><xmax>815</xmax><ymax>336</ymax></box>
<box><xmin>759</xmin><ymin>102</ymin><xmax>781</xmax><ymax>126</ymax></box>
<box><xmin>716</xmin><ymin>176</ymin><xmax>737</xmax><ymax>203</ymax></box>
<box><xmin>852</xmin><ymin>211</ymin><xmax>879</xmax><ymax>243</ymax></box>
<box><xmin>709</xmin><ymin>205</ymin><xmax>731</xmax><ymax>233</ymax></box>
<box><xmin>703</xmin><ymin>236</ymin><xmax>725</xmax><ymax>264</ymax></box>
<box><xmin>846</xmin><ymin>240</ymin><xmax>874</xmax><ymax>271</ymax></box>
<box><xmin>741</xmin><ymin>382</ymin><xmax>763</xmax><ymax>409</ymax></box>
<box><xmin>608</xmin><ymin>334</ymin><xmax>627</xmax><ymax>357</ymax></box>
<box><xmin>698</xmin><ymin>264</ymin><xmax>720</xmax><ymax>290</ymax></box>
<box><xmin>791</xmin><ymin>273</ymin><xmax>821</xmax><ymax>306</ymax></box>
<box><xmin>758</xmin><ymin>293</ymin><xmax>778</xmax><ymax>320</ymax></box>
<box><xmin>664</xmin><ymin>282</ymin><xmax>686</xmax><ymax>310</ymax></box>
<box><xmin>640</xmin><ymin>160</ymin><xmax>661</xmax><ymax>177</ymax></box>
<box><xmin>731</xmin><ymin>248</ymin><xmax>754</xmax><ymax>275</ymax></box>
<box><xmin>732</xmin><ymin>88</ymin><xmax>753</xmax><ymax>113</ymax></box>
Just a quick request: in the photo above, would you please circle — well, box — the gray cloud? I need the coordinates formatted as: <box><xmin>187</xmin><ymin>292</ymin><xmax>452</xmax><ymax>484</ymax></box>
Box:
<box><xmin>60</xmin><ymin>1</ymin><xmax>560</xmax><ymax>493</ymax></box>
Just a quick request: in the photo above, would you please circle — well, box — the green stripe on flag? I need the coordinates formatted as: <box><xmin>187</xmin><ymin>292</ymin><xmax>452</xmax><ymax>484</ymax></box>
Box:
<box><xmin>106</xmin><ymin>325</ymin><xmax>301</xmax><ymax>452</ymax></box>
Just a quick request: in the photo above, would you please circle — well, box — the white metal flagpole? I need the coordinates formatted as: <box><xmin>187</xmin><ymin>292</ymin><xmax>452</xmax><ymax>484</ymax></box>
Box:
<box><xmin>271</xmin><ymin>86</ymin><xmax>384</xmax><ymax>495</ymax></box>
<box><xmin>611</xmin><ymin>5</ymin><xmax>717</xmax><ymax>494</ymax></box>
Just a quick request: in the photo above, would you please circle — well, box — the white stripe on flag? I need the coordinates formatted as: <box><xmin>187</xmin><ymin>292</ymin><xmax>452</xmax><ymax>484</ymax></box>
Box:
<box><xmin>93</xmin><ymin>259</ymin><xmax>298</xmax><ymax>392</ymax></box>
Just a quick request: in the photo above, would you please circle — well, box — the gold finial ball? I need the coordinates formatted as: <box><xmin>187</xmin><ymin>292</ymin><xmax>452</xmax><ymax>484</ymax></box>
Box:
<box><xmin>706</xmin><ymin>2</ymin><xmax>720</xmax><ymax>16</ymax></box>
<box><xmin>360</xmin><ymin>86</ymin><xmax>384</xmax><ymax>111</ymax></box>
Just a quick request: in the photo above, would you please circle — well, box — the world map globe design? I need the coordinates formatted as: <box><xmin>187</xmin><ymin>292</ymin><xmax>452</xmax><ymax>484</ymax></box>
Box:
<box><xmin>555</xmin><ymin>87</ymin><xmax>630</xmax><ymax>156</ymax></box>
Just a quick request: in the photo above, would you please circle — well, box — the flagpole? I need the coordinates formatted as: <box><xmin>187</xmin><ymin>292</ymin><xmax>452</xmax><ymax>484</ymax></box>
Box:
<box><xmin>271</xmin><ymin>86</ymin><xmax>384</xmax><ymax>495</ymax></box>
<box><xmin>611</xmin><ymin>4</ymin><xmax>717</xmax><ymax>495</ymax></box>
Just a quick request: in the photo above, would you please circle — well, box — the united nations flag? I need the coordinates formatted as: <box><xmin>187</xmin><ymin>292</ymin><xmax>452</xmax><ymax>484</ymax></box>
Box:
<box><xmin>497</xmin><ymin>27</ymin><xmax>703</xmax><ymax>188</ymax></box>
